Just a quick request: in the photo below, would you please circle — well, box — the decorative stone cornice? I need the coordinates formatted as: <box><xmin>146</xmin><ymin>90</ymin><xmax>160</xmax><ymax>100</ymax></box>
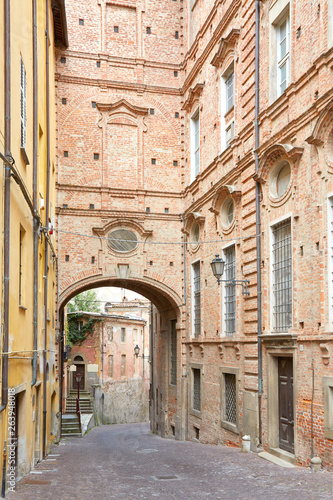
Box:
<box><xmin>210</xmin><ymin>28</ymin><xmax>240</xmax><ymax>68</ymax></box>
<box><xmin>209</xmin><ymin>185</ymin><xmax>241</xmax><ymax>215</ymax></box>
<box><xmin>254</xmin><ymin>144</ymin><xmax>304</xmax><ymax>185</ymax></box>
<box><xmin>182</xmin><ymin>83</ymin><xmax>205</xmax><ymax>112</ymax></box>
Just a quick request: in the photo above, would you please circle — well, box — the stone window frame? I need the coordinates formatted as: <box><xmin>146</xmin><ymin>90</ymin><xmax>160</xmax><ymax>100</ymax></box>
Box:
<box><xmin>220</xmin><ymin>366</ymin><xmax>239</xmax><ymax>434</ymax></box>
<box><xmin>327</xmin><ymin>194</ymin><xmax>333</xmax><ymax>330</ymax></box>
<box><xmin>269</xmin><ymin>0</ymin><xmax>291</xmax><ymax>104</ymax></box>
<box><xmin>190</xmin><ymin>362</ymin><xmax>203</xmax><ymax>419</ymax></box>
<box><xmin>323</xmin><ymin>376</ymin><xmax>333</xmax><ymax>440</ymax></box>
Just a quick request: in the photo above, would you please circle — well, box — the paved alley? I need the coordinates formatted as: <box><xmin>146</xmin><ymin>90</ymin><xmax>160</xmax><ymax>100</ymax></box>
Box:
<box><xmin>8</xmin><ymin>423</ymin><xmax>333</xmax><ymax>500</ymax></box>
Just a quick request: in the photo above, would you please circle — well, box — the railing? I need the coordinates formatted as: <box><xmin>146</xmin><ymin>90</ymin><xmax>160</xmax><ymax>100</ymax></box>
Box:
<box><xmin>76</xmin><ymin>397</ymin><xmax>82</xmax><ymax>434</ymax></box>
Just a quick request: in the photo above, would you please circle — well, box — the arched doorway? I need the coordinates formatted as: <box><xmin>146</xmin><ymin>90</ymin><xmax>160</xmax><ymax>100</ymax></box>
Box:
<box><xmin>71</xmin><ymin>355</ymin><xmax>86</xmax><ymax>391</ymax></box>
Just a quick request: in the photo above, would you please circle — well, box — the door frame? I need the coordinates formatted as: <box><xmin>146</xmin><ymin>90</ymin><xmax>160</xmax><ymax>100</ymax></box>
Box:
<box><xmin>264</xmin><ymin>339</ymin><xmax>298</xmax><ymax>462</ymax></box>
<box><xmin>71</xmin><ymin>354</ymin><xmax>87</xmax><ymax>391</ymax></box>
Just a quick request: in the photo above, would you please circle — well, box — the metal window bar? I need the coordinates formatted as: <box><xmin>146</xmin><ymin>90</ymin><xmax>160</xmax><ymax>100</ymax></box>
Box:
<box><xmin>193</xmin><ymin>368</ymin><xmax>201</xmax><ymax>411</ymax></box>
<box><xmin>170</xmin><ymin>320</ymin><xmax>177</xmax><ymax>385</ymax></box>
<box><xmin>193</xmin><ymin>262</ymin><xmax>201</xmax><ymax>338</ymax></box>
<box><xmin>225</xmin><ymin>373</ymin><xmax>237</xmax><ymax>424</ymax></box>
<box><xmin>224</xmin><ymin>246</ymin><xmax>236</xmax><ymax>335</ymax></box>
<box><xmin>272</xmin><ymin>219</ymin><xmax>292</xmax><ymax>332</ymax></box>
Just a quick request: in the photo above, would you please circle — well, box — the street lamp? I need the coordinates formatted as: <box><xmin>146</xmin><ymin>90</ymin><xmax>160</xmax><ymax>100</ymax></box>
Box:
<box><xmin>210</xmin><ymin>254</ymin><xmax>250</xmax><ymax>298</ymax></box>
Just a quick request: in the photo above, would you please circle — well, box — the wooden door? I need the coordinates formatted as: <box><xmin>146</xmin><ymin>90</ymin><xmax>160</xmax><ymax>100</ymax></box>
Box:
<box><xmin>72</xmin><ymin>363</ymin><xmax>85</xmax><ymax>391</ymax></box>
<box><xmin>278</xmin><ymin>357</ymin><xmax>294</xmax><ymax>453</ymax></box>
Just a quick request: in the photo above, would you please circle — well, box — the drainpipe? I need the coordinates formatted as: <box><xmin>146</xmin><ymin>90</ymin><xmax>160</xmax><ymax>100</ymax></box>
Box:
<box><xmin>42</xmin><ymin>0</ymin><xmax>50</xmax><ymax>459</ymax></box>
<box><xmin>254</xmin><ymin>0</ymin><xmax>263</xmax><ymax>446</ymax></box>
<box><xmin>1</xmin><ymin>0</ymin><xmax>11</xmax><ymax>415</ymax></box>
<box><xmin>31</xmin><ymin>0</ymin><xmax>38</xmax><ymax>388</ymax></box>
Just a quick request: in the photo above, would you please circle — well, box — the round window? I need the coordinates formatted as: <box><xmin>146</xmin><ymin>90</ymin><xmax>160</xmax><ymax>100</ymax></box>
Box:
<box><xmin>221</xmin><ymin>199</ymin><xmax>235</xmax><ymax>227</ymax></box>
<box><xmin>108</xmin><ymin>229</ymin><xmax>138</xmax><ymax>253</ymax></box>
<box><xmin>271</xmin><ymin>161</ymin><xmax>291</xmax><ymax>198</ymax></box>
<box><xmin>191</xmin><ymin>223</ymin><xmax>200</xmax><ymax>244</ymax></box>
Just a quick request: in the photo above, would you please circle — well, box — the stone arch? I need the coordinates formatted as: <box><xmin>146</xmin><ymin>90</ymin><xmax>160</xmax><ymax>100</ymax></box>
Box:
<box><xmin>59</xmin><ymin>274</ymin><xmax>182</xmax><ymax>320</ymax></box>
<box><xmin>306</xmin><ymin>100</ymin><xmax>333</xmax><ymax>175</ymax></box>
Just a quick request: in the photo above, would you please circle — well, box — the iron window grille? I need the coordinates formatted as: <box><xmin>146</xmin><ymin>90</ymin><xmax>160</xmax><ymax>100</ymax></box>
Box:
<box><xmin>192</xmin><ymin>262</ymin><xmax>201</xmax><ymax>338</ymax></box>
<box><xmin>224</xmin><ymin>245</ymin><xmax>236</xmax><ymax>335</ymax></box>
<box><xmin>272</xmin><ymin>219</ymin><xmax>292</xmax><ymax>332</ymax></box>
<box><xmin>193</xmin><ymin>368</ymin><xmax>201</xmax><ymax>411</ymax></box>
<box><xmin>170</xmin><ymin>320</ymin><xmax>177</xmax><ymax>385</ymax></box>
<box><xmin>225</xmin><ymin>373</ymin><xmax>237</xmax><ymax>424</ymax></box>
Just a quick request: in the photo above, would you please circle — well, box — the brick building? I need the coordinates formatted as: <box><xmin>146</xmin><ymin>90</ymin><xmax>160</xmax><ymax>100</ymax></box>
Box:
<box><xmin>67</xmin><ymin>297</ymin><xmax>150</xmax><ymax>424</ymax></box>
<box><xmin>56</xmin><ymin>0</ymin><xmax>333</xmax><ymax>469</ymax></box>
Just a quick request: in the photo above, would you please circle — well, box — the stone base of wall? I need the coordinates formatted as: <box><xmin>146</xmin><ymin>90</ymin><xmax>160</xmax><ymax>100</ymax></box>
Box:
<box><xmin>94</xmin><ymin>379</ymin><xmax>149</xmax><ymax>425</ymax></box>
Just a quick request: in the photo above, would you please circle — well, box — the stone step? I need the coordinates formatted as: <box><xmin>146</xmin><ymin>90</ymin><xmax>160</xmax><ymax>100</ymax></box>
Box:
<box><xmin>61</xmin><ymin>433</ymin><xmax>82</xmax><ymax>438</ymax></box>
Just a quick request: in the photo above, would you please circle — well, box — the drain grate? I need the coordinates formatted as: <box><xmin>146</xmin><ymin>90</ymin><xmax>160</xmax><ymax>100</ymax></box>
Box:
<box><xmin>153</xmin><ymin>475</ymin><xmax>179</xmax><ymax>481</ymax></box>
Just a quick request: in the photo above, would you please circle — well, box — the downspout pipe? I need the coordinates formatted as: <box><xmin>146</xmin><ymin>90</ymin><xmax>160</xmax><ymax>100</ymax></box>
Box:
<box><xmin>32</xmin><ymin>0</ymin><xmax>38</xmax><ymax>388</ymax></box>
<box><xmin>43</xmin><ymin>0</ymin><xmax>50</xmax><ymax>459</ymax></box>
<box><xmin>254</xmin><ymin>0</ymin><xmax>263</xmax><ymax>446</ymax></box>
<box><xmin>1</xmin><ymin>0</ymin><xmax>11</xmax><ymax>414</ymax></box>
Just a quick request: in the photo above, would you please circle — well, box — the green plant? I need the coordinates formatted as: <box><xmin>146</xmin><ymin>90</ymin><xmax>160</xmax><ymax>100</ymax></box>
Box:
<box><xmin>67</xmin><ymin>314</ymin><xmax>102</xmax><ymax>345</ymax></box>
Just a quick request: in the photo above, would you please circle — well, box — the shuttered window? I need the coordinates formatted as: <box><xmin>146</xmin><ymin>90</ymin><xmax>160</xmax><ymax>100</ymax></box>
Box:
<box><xmin>20</xmin><ymin>56</ymin><xmax>27</xmax><ymax>149</ymax></box>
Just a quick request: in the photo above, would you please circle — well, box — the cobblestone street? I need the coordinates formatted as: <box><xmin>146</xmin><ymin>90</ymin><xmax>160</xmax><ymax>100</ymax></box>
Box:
<box><xmin>7</xmin><ymin>423</ymin><xmax>333</xmax><ymax>499</ymax></box>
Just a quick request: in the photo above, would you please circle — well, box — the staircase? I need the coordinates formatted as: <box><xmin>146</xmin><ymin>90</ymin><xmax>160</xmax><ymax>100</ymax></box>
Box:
<box><xmin>61</xmin><ymin>414</ymin><xmax>82</xmax><ymax>437</ymax></box>
<box><xmin>65</xmin><ymin>391</ymin><xmax>94</xmax><ymax>414</ymax></box>
<box><xmin>61</xmin><ymin>391</ymin><xmax>94</xmax><ymax>438</ymax></box>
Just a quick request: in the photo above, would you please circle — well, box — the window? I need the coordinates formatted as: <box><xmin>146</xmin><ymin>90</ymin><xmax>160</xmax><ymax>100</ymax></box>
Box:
<box><xmin>221</xmin><ymin>65</ymin><xmax>234</xmax><ymax>151</ymax></box>
<box><xmin>190</xmin><ymin>109</ymin><xmax>200</xmax><ymax>181</ymax></box>
<box><xmin>192</xmin><ymin>261</ymin><xmax>201</xmax><ymax>338</ymax></box>
<box><xmin>114</xmin><ymin>26</ymin><xmax>119</xmax><ymax>33</ymax></box>
<box><xmin>109</xmin><ymin>355</ymin><xmax>114</xmax><ymax>377</ymax></box>
<box><xmin>225</xmin><ymin>71</ymin><xmax>234</xmax><ymax>112</ymax></box>
<box><xmin>121</xmin><ymin>355</ymin><xmax>126</xmax><ymax>376</ymax></box>
<box><xmin>121</xmin><ymin>327</ymin><xmax>126</xmax><ymax>343</ymax></box>
<box><xmin>20</xmin><ymin>56</ymin><xmax>27</xmax><ymax>150</ymax></box>
<box><xmin>221</xmin><ymin>198</ymin><xmax>235</xmax><ymax>227</ymax></box>
<box><xmin>107</xmin><ymin>326</ymin><xmax>113</xmax><ymax>341</ymax></box>
<box><xmin>277</xmin><ymin>14</ymin><xmax>290</xmax><ymax>96</ymax></box>
<box><xmin>170</xmin><ymin>320</ymin><xmax>177</xmax><ymax>385</ymax></box>
<box><xmin>133</xmin><ymin>328</ymin><xmax>138</xmax><ymax>343</ymax></box>
<box><xmin>108</xmin><ymin>229</ymin><xmax>138</xmax><ymax>253</ymax></box>
<box><xmin>220</xmin><ymin>367</ymin><xmax>239</xmax><ymax>433</ymax></box>
<box><xmin>19</xmin><ymin>227</ymin><xmax>25</xmax><ymax>306</ymax></box>
<box><xmin>272</xmin><ymin>218</ymin><xmax>292</xmax><ymax>332</ymax></box>
<box><xmin>191</xmin><ymin>367</ymin><xmax>201</xmax><ymax>414</ymax></box>
<box><xmin>225</xmin><ymin>373</ymin><xmax>237</xmax><ymax>423</ymax></box>
<box><xmin>191</xmin><ymin>223</ymin><xmax>200</xmax><ymax>246</ymax></box>
<box><xmin>270</xmin><ymin>161</ymin><xmax>291</xmax><ymax>198</ymax></box>
<box><xmin>223</xmin><ymin>245</ymin><xmax>236</xmax><ymax>336</ymax></box>
<box><xmin>77</xmin><ymin>320</ymin><xmax>83</xmax><ymax>331</ymax></box>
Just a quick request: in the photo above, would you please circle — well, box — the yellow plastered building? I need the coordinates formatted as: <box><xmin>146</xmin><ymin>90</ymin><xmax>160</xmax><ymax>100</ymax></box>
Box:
<box><xmin>0</xmin><ymin>0</ymin><xmax>67</xmax><ymax>488</ymax></box>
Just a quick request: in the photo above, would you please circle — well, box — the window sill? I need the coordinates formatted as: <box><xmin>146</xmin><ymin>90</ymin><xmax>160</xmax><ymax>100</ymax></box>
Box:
<box><xmin>20</xmin><ymin>147</ymin><xmax>30</xmax><ymax>165</ymax></box>
<box><xmin>190</xmin><ymin>408</ymin><xmax>202</xmax><ymax>419</ymax></box>
<box><xmin>221</xmin><ymin>419</ymin><xmax>239</xmax><ymax>434</ymax></box>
